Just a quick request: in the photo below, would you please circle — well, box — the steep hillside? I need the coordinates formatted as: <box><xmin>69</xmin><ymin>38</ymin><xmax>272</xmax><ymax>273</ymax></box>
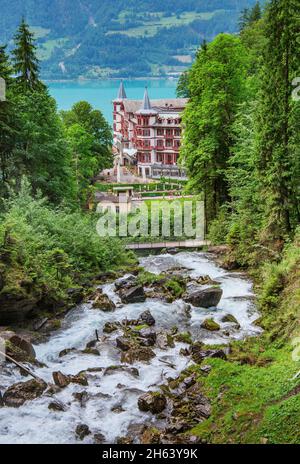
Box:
<box><xmin>0</xmin><ymin>0</ymin><xmax>258</xmax><ymax>78</ymax></box>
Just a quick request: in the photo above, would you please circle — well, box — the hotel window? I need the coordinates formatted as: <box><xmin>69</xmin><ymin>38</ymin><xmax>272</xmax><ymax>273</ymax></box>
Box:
<box><xmin>167</xmin><ymin>119</ymin><xmax>172</xmax><ymax>125</ymax></box>
<box><xmin>166</xmin><ymin>129</ymin><xmax>172</xmax><ymax>136</ymax></box>
<box><xmin>143</xmin><ymin>118</ymin><xmax>149</xmax><ymax>126</ymax></box>
<box><xmin>157</xmin><ymin>140</ymin><xmax>164</xmax><ymax>147</ymax></box>
<box><xmin>143</xmin><ymin>129</ymin><xmax>150</xmax><ymax>136</ymax></box>
<box><xmin>166</xmin><ymin>139</ymin><xmax>173</xmax><ymax>147</ymax></box>
<box><xmin>175</xmin><ymin>140</ymin><xmax>180</xmax><ymax>148</ymax></box>
<box><xmin>157</xmin><ymin>128</ymin><xmax>164</xmax><ymax>136</ymax></box>
<box><xmin>144</xmin><ymin>140</ymin><xmax>150</xmax><ymax>147</ymax></box>
<box><xmin>174</xmin><ymin>129</ymin><xmax>181</xmax><ymax>136</ymax></box>
<box><xmin>157</xmin><ymin>154</ymin><xmax>163</xmax><ymax>162</ymax></box>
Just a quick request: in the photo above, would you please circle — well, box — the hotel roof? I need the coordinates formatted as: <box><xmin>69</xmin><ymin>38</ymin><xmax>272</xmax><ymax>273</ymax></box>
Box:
<box><xmin>123</xmin><ymin>98</ymin><xmax>188</xmax><ymax>114</ymax></box>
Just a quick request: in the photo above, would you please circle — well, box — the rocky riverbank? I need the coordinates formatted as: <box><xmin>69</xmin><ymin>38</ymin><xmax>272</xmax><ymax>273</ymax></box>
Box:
<box><xmin>0</xmin><ymin>251</ymin><xmax>261</xmax><ymax>444</ymax></box>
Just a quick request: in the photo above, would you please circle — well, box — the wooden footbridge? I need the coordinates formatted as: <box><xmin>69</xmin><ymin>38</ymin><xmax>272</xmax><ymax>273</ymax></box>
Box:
<box><xmin>126</xmin><ymin>239</ymin><xmax>210</xmax><ymax>251</ymax></box>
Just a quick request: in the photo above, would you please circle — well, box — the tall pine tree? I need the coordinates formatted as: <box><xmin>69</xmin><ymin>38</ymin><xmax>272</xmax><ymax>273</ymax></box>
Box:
<box><xmin>12</xmin><ymin>18</ymin><xmax>44</xmax><ymax>91</ymax></box>
<box><xmin>256</xmin><ymin>0</ymin><xmax>300</xmax><ymax>239</ymax></box>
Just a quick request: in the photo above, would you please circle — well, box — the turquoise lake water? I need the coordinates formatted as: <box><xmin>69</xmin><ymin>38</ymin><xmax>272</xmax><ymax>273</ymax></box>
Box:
<box><xmin>48</xmin><ymin>79</ymin><xmax>178</xmax><ymax>124</ymax></box>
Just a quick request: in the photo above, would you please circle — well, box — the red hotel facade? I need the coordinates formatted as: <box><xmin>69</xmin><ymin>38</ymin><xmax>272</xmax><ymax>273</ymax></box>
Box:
<box><xmin>113</xmin><ymin>82</ymin><xmax>188</xmax><ymax>179</ymax></box>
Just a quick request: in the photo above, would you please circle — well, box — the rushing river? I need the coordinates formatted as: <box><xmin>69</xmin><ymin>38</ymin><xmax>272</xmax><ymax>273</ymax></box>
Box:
<box><xmin>0</xmin><ymin>252</ymin><xmax>261</xmax><ymax>444</ymax></box>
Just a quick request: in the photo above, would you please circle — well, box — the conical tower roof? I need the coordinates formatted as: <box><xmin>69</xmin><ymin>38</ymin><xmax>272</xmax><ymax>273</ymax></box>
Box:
<box><xmin>116</xmin><ymin>80</ymin><xmax>127</xmax><ymax>100</ymax></box>
<box><xmin>137</xmin><ymin>87</ymin><xmax>157</xmax><ymax>114</ymax></box>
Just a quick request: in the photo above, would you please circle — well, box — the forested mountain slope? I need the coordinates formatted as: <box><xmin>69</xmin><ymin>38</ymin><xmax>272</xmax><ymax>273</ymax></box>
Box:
<box><xmin>0</xmin><ymin>0</ymin><xmax>257</xmax><ymax>78</ymax></box>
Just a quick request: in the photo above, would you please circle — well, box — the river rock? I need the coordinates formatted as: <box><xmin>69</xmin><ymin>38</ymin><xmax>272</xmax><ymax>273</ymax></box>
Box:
<box><xmin>116</xmin><ymin>336</ymin><xmax>131</xmax><ymax>351</ymax></box>
<box><xmin>138</xmin><ymin>392</ymin><xmax>167</xmax><ymax>414</ymax></box>
<box><xmin>104</xmin><ymin>365</ymin><xmax>139</xmax><ymax>378</ymax></box>
<box><xmin>81</xmin><ymin>347</ymin><xmax>100</xmax><ymax>356</ymax></box>
<box><xmin>115</xmin><ymin>275</ymin><xmax>137</xmax><ymax>290</ymax></box>
<box><xmin>140</xmin><ymin>426</ymin><xmax>161</xmax><ymax>444</ymax></box>
<box><xmin>52</xmin><ymin>371</ymin><xmax>70</xmax><ymax>388</ymax></box>
<box><xmin>93</xmin><ymin>433</ymin><xmax>106</xmax><ymax>444</ymax></box>
<box><xmin>201</xmin><ymin>318</ymin><xmax>220</xmax><ymax>331</ymax></box>
<box><xmin>121</xmin><ymin>346</ymin><xmax>155</xmax><ymax>364</ymax></box>
<box><xmin>52</xmin><ymin>371</ymin><xmax>88</xmax><ymax>388</ymax></box>
<box><xmin>139</xmin><ymin>310</ymin><xmax>155</xmax><ymax>326</ymax></box>
<box><xmin>156</xmin><ymin>330</ymin><xmax>175</xmax><ymax>350</ymax></box>
<box><xmin>117</xmin><ymin>436</ymin><xmax>134</xmax><ymax>444</ymax></box>
<box><xmin>3</xmin><ymin>379</ymin><xmax>47</xmax><ymax>408</ymax></box>
<box><xmin>73</xmin><ymin>391</ymin><xmax>89</xmax><ymax>407</ymax></box>
<box><xmin>221</xmin><ymin>314</ymin><xmax>240</xmax><ymax>327</ymax></box>
<box><xmin>183</xmin><ymin>286</ymin><xmax>223</xmax><ymax>308</ymax></box>
<box><xmin>200</xmin><ymin>365</ymin><xmax>212</xmax><ymax>374</ymax></box>
<box><xmin>138</xmin><ymin>328</ymin><xmax>157</xmax><ymax>346</ymax></box>
<box><xmin>168</xmin><ymin>383</ymin><xmax>211</xmax><ymax>432</ymax></box>
<box><xmin>92</xmin><ymin>291</ymin><xmax>116</xmax><ymax>311</ymax></box>
<box><xmin>0</xmin><ymin>330</ymin><xmax>36</xmax><ymax>362</ymax></box>
<box><xmin>119</xmin><ymin>285</ymin><xmax>146</xmax><ymax>304</ymax></box>
<box><xmin>75</xmin><ymin>424</ymin><xmax>91</xmax><ymax>440</ymax></box>
<box><xmin>103</xmin><ymin>322</ymin><xmax>119</xmax><ymax>334</ymax></box>
<box><xmin>191</xmin><ymin>346</ymin><xmax>228</xmax><ymax>364</ymax></box>
<box><xmin>48</xmin><ymin>400</ymin><xmax>67</xmax><ymax>412</ymax></box>
<box><xmin>59</xmin><ymin>348</ymin><xmax>76</xmax><ymax>358</ymax></box>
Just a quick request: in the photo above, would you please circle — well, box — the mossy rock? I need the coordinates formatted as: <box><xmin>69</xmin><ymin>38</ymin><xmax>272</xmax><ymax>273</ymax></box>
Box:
<box><xmin>201</xmin><ymin>318</ymin><xmax>220</xmax><ymax>332</ymax></box>
<box><xmin>175</xmin><ymin>332</ymin><xmax>193</xmax><ymax>344</ymax></box>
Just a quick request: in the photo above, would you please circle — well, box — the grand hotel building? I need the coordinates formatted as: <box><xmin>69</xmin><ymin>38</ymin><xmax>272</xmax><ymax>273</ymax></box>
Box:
<box><xmin>113</xmin><ymin>82</ymin><xmax>188</xmax><ymax>179</ymax></box>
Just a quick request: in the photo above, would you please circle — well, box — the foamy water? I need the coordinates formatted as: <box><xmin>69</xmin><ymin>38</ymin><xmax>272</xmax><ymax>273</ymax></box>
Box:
<box><xmin>0</xmin><ymin>252</ymin><xmax>261</xmax><ymax>444</ymax></box>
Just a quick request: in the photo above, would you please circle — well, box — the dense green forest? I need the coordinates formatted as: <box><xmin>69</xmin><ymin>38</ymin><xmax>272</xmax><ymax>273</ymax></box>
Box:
<box><xmin>0</xmin><ymin>0</ymin><xmax>258</xmax><ymax>78</ymax></box>
<box><xmin>0</xmin><ymin>20</ymin><xmax>130</xmax><ymax>323</ymax></box>
<box><xmin>178</xmin><ymin>0</ymin><xmax>300</xmax><ymax>443</ymax></box>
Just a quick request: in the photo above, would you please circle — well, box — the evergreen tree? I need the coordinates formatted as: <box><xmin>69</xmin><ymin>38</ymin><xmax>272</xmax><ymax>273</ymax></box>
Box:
<box><xmin>0</xmin><ymin>45</ymin><xmax>13</xmax><ymax>85</ymax></box>
<box><xmin>249</xmin><ymin>2</ymin><xmax>262</xmax><ymax>23</ymax></box>
<box><xmin>256</xmin><ymin>0</ymin><xmax>300</xmax><ymax>239</ymax></box>
<box><xmin>239</xmin><ymin>2</ymin><xmax>262</xmax><ymax>31</ymax></box>
<box><xmin>12</xmin><ymin>18</ymin><xmax>44</xmax><ymax>91</ymax></box>
<box><xmin>180</xmin><ymin>34</ymin><xmax>248</xmax><ymax>224</ymax></box>
<box><xmin>0</xmin><ymin>45</ymin><xmax>18</xmax><ymax>200</ymax></box>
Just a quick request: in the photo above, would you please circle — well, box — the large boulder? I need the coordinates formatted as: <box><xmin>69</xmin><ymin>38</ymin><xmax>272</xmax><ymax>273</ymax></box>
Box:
<box><xmin>3</xmin><ymin>379</ymin><xmax>47</xmax><ymax>407</ymax></box>
<box><xmin>119</xmin><ymin>285</ymin><xmax>146</xmax><ymax>304</ymax></box>
<box><xmin>138</xmin><ymin>392</ymin><xmax>167</xmax><ymax>414</ymax></box>
<box><xmin>0</xmin><ymin>291</ymin><xmax>38</xmax><ymax>324</ymax></box>
<box><xmin>183</xmin><ymin>286</ymin><xmax>223</xmax><ymax>308</ymax></box>
<box><xmin>0</xmin><ymin>330</ymin><xmax>36</xmax><ymax>362</ymax></box>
